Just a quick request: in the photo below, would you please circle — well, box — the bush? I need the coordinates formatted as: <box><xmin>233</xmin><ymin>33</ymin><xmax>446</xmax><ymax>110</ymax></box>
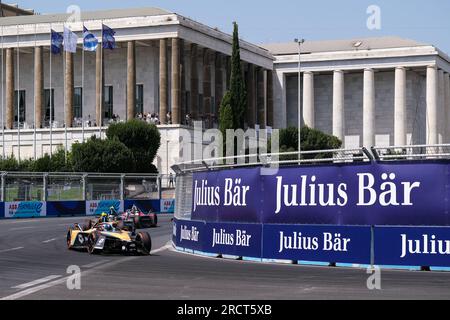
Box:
<box><xmin>71</xmin><ymin>136</ymin><xmax>135</xmax><ymax>173</ymax></box>
<box><xmin>106</xmin><ymin>120</ymin><xmax>161</xmax><ymax>173</ymax></box>
<box><xmin>278</xmin><ymin>126</ymin><xmax>342</xmax><ymax>160</ymax></box>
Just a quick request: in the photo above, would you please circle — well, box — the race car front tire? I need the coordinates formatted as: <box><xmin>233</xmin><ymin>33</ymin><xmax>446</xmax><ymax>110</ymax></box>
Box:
<box><xmin>136</xmin><ymin>232</ymin><xmax>152</xmax><ymax>255</ymax></box>
<box><xmin>87</xmin><ymin>233</ymin><xmax>99</xmax><ymax>255</ymax></box>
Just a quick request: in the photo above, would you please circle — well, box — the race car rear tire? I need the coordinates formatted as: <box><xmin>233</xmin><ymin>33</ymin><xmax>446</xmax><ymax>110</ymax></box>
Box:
<box><xmin>136</xmin><ymin>232</ymin><xmax>152</xmax><ymax>255</ymax></box>
<box><xmin>66</xmin><ymin>230</ymin><xmax>72</xmax><ymax>249</ymax></box>
<box><xmin>87</xmin><ymin>233</ymin><xmax>99</xmax><ymax>255</ymax></box>
<box><xmin>133</xmin><ymin>216</ymin><xmax>141</xmax><ymax>229</ymax></box>
<box><xmin>150</xmin><ymin>214</ymin><xmax>158</xmax><ymax>228</ymax></box>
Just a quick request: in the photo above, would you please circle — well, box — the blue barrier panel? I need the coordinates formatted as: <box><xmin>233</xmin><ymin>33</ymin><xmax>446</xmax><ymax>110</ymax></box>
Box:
<box><xmin>160</xmin><ymin>199</ymin><xmax>175</xmax><ymax>213</ymax></box>
<box><xmin>85</xmin><ymin>200</ymin><xmax>123</xmax><ymax>216</ymax></box>
<box><xmin>262</xmin><ymin>224</ymin><xmax>372</xmax><ymax>264</ymax></box>
<box><xmin>47</xmin><ymin>201</ymin><xmax>86</xmax><ymax>217</ymax></box>
<box><xmin>374</xmin><ymin>226</ymin><xmax>450</xmax><ymax>267</ymax></box>
<box><xmin>192</xmin><ymin>162</ymin><xmax>450</xmax><ymax>226</ymax></box>
<box><xmin>174</xmin><ymin>219</ymin><xmax>205</xmax><ymax>252</ymax></box>
<box><xmin>202</xmin><ymin>222</ymin><xmax>262</xmax><ymax>258</ymax></box>
<box><xmin>0</xmin><ymin>202</ymin><xmax>4</xmax><ymax>218</ymax></box>
<box><xmin>4</xmin><ymin>201</ymin><xmax>46</xmax><ymax>218</ymax></box>
<box><xmin>124</xmin><ymin>200</ymin><xmax>161</xmax><ymax>213</ymax></box>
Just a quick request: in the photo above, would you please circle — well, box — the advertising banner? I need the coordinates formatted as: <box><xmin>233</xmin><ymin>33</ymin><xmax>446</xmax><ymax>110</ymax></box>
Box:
<box><xmin>5</xmin><ymin>201</ymin><xmax>47</xmax><ymax>218</ymax></box>
<box><xmin>124</xmin><ymin>200</ymin><xmax>161</xmax><ymax>213</ymax></box>
<box><xmin>262</xmin><ymin>224</ymin><xmax>371</xmax><ymax>264</ymax></box>
<box><xmin>174</xmin><ymin>219</ymin><xmax>205</xmax><ymax>252</ymax></box>
<box><xmin>85</xmin><ymin>200</ymin><xmax>123</xmax><ymax>216</ymax></box>
<box><xmin>46</xmin><ymin>201</ymin><xmax>85</xmax><ymax>217</ymax></box>
<box><xmin>192</xmin><ymin>162</ymin><xmax>450</xmax><ymax>226</ymax></box>
<box><xmin>192</xmin><ymin>167</ymin><xmax>262</xmax><ymax>223</ymax></box>
<box><xmin>202</xmin><ymin>222</ymin><xmax>262</xmax><ymax>258</ymax></box>
<box><xmin>374</xmin><ymin>226</ymin><xmax>450</xmax><ymax>267</ymax></box>
<box><xmin>161</xmin><ymin>199</ymin><xmax>175</xmax><ymax>213</ymax></box>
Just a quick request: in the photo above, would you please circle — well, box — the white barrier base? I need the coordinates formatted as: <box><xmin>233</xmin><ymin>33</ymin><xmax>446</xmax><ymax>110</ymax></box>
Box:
<box><xmin>222</xmin><ymin>255</ymin><xmax>241</xmax><ymax>260</ymax></box>
<box><xmin>262</xmin><ymin>259</ymin><xmax>296</xmax><ymax>264</ymax></box>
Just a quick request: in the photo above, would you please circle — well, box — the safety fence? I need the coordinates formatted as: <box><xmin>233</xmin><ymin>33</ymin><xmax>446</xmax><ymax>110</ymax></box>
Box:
<box><xmin>172</xmin><ymin>144</ymin><xmax>450</xmax><ymax>269</ymax></box>
<box><xmin>0</xmin><ymin>172</ymin><xmax>176</xmax><ymax>218</ymax></box>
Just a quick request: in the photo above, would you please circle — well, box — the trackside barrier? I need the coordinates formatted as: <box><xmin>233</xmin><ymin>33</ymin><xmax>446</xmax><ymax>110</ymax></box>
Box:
<box><xmin>173</xmin><ymin>219</ymin><xmax>450</xmax><ymax>268</ymax></box>
<box><xmin>172</xmin><ymin>144</ymin><xmax>450</xmax><ymax>270</ymax></box>
<box><xmin>1</xmin><ymin>199</ymin><xmax>175</xmax><ymax>218</ymax></box>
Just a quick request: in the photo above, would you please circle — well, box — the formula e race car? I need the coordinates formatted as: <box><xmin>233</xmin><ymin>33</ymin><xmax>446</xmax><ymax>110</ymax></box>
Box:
<box><xmin>122</xmin><ymin>205</ymin><xmax>158</xmax><ymax>229</ymax></box>
<box><xmin>67</xmin><ymin>221</ymin><xmax>152</xmax><ymax>255</ymax></box>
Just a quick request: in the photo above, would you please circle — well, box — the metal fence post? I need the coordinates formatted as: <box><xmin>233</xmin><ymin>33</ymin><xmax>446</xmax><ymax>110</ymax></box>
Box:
<box><xmin>120</xmin><ymin>174</ymin><xmax>125</xmax><ymax>201</ymax></box>
<box><xmin>82</xmin><ymin>174</ymin><xmax>87</xmax><ymax>201</ymax></box>
<box><xmin>1</xmin><ymin>172</ymin><xmax>5</xmax><ymax>202</ymax></box>
<box><xmin>43</xmin><ymin>173</ymin><xmax>48</xmax><ymax>201</ymax></box>
<box><xmin>158</xmin><ymin>175</ymin><xmax>162</xmax><ymax>200</ymax></box>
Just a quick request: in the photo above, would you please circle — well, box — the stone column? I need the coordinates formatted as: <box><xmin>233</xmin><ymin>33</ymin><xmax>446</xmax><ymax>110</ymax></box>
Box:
<box><xmin>34</xmin><ymin>46</ymin><xmax>44</xmax><ymax>129</ymax></box>
<box><xmin>363</xmin><ymin>68</ymin><xmax>375</xmax><ymax>147</ymax></box>
<box><xmin>247</xmin><ymin>64</ymin><xmax>256</xmax><ymax>127</ymax></box>
<box><xmin>332</xmin><ymin>70</ymin><xmax>345</xmax><ymax>142</ymax></box>
<box><xmin>303</xmin><ymin>71</ymin><xmax>314</xmax><ymax>128</ymax></box>
<box><xmin>394</xmin><ymin>67</ymin><xmax>407</xmax><ymax>146</ymax></box>
<box><xmin>65</xmin><ymin>51</ymin><xmax>74</xmax><ymax>128</ymax></box>
<box><xmin>214</xmin><ymin>52</ymin><xmax>223</xmax><ymax>116</ymax></box>
<box><xmin>445</xmin><ymin>73</ymin><xmax>450</xmax><ymax>143</ymax></box>
<box><xmin>171</xmin><ymin>38</ymin><xmax>181</xmax><ymax>125</ymax></box>
<box><xmin>267</xmin><ymin>70</ymin><xmax>274</xmax><ymax>127</ymax></box>
<box><xmin>5</xmin><ymin>48</ymin><xmax>14</xmax><ymax>130</ymax></box>
<box><xmin>426</xmin><ymin>65</ymin><xmax>438</xmax><ymax>145</ymax></box>
<box><xmin>159</xmin><ymin>39</ymin><xmax>168</xmax><ymax>124</ymax></box>
<box><xmin>202</xmin><ymin>49</ymin><xmax>212</xmax><ymax>124</ymax></box>
<box><xmin>438</xmin><ymin>69</ymin><xmax>445</xmax><ymax>144</ymax></box>
<box><xmin>127</xmin><ymin>40</ymin><xmax>136</xmax><ymax>121</ymax></box>
<box><xmin>190</xmin><ymin>43</ymin><xmax>199</xmax><ymax>120</ymax></box>
<box><xmin>257</xmin><ymin>67</ymin><xmax>265</xmax><ymax>127</ymax></box>
<box><xmin>95</xmin><ymin>47</ymin><xmax>103</xmax><ymax>126</ymax></box>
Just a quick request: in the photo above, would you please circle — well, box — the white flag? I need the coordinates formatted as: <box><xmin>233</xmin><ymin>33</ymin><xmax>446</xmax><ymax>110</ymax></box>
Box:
<box><xmin>63</xmin><ymin>26</ymin><xmax>78</xmax><ymax>53</ymax></box>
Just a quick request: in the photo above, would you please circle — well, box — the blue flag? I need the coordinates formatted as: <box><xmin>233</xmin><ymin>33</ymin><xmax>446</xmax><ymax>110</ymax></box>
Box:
<box><xmin>51</xmin><ymin>29</ymin><xmax>63</xmax><ymax>54</ymax></box>
<box><xmin>102</xmin><ymin>24</ymin><xmax>116</xmax><ymax>50</ymax></box>
<box><xmin>83</xmin><ymin>26</ymin><xmax>98</xmax><ymax>52</ymax></box>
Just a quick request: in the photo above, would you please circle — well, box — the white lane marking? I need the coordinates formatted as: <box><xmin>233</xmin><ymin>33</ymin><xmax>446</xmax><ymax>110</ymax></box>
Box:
<box><xmin>151</xmin><ymin>241</ymin><xmax>172</xmax><ymax>255</ymax></box>
<box><xmin>0</xmin><ymin>247</ymin><xmax>24</xmax><ymax>253</ymax></box>
<box><xmin>82</xmin><ymin>260</ymin><xmax>110</xmax><ymax>268</ymax></box>
<box><xmin>42</xmin><ymin>238</ymin><xmax>57</xmax><ymax>244</ymax></box>
<box><xmin>0</xmin><ymin>257</ymin><xmax>136</xmax><ymax>300</ymax></box>
<box><xmin>0</xmin><ymin>242</ymin><xmax>172</xmax><ymax>300</ymax></box>
<box><xmin>12</xmin><ymin>275</ymin><xmax>62</xmax><ymax>290</ymax></box>
<box><xmin>8</xmin><ymin>226</ymin><xmax>35</xmax><ymax>231</ymax></box>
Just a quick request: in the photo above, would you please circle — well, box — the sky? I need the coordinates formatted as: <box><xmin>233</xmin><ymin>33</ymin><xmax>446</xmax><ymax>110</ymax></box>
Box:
<box><xmin>11</xmin><ymin>0</ymin><xmax>450</xmax><ymax>53</ymax></box>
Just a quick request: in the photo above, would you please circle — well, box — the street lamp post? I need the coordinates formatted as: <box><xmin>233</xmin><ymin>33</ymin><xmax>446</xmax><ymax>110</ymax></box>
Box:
<box><xmin>295</xmin><ymin>38</ymin><xmax>304</xmax><ymax>160</ymax></box>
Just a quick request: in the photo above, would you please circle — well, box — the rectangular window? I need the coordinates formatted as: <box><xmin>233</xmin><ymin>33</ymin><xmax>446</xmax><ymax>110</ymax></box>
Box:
<box><xmin>135</xmin><ymin>84</ymin><xmax>144</xmax><ymax>115</ymax></box>
<box><xmin>103</xmin><ymin>86</ymin><xmax>113</xmax><ymax>121</ymax></box>
<box><xmin>73</xmin><ymin>87</ymin><xmax>83</xmax><ymax>119</ymax></box>
<box><xmin>14</xmin><ymin>90</ymin><xmax>26</xmax><ymax>124</ymax></box>
<box><xmin>44</xmin><ymin>89</ymin><xmax>55</xmax><ymax>126</ymax></box>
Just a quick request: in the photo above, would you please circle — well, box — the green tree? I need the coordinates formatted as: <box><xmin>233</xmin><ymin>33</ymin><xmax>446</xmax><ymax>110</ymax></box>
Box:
<box><xmin>229</xmin><ymin>22</ymin><xmax>247</xmax><ymax>129</ymax></box>
<box><xmin>106</xmin><ymin>119</ymin><xmax>161</xmax><ymax>173</ymax></box>
<box><xmin>278</xmin><ymin>126</ymin><xmax>342</xmax><ymax>160</ymax></box>
<box><xmin>71</xmin><ymin>136</ymin><xmax>135</xmax><ymax>173</ymax></box>
<box><xmin>219</xmin><ymin>92</ymin><xmax>234</xmax><ymax>137</ymax></box>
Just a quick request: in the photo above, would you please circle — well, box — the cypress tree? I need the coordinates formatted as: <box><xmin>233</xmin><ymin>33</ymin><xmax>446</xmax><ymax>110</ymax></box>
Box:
<box><xmin>229</xmin><ymin>22</ymin><xmax>247</xmax><ymax>129</ymax></box>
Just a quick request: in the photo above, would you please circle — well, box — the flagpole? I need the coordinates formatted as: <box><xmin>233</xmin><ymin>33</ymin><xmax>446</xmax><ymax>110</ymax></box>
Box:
<box><xmin>33</xmin><ymin>24</ymin><xmax>37</xmax><ymax>160</ymax></box>
<box><xmin>49</xmin><ymin>24</ymin><xmax>53</xmax><ymax>157</ymax></box>
<box><xmin>1</xmin><ymin>25</ymin><xmax>4</xmax><ymax>159</ymax></box>
<box><xmin>16</xmin><ymin>25</ymin><xmax>20</xmax><ymax>163</ymax></box>
<box><xmin>82</xmin><ymin>24</ymin><xmax>85</xmax><ymax>143</ymax></box>
<box><xmin>63</xmin><ymin>24</ymin><xmax>67</xmax><ymax>163</ymax></box>
<box><xmin>99</xmin><ymin>21</ymin><xmax>103</xmax><ymax>138</ymax></box>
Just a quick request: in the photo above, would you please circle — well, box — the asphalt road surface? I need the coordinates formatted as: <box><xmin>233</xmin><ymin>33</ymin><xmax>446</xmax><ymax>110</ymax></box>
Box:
<box><xmin>0</xmin><ymin>215</ymin><xmax>450</xmax><ymax>300</ymax></box>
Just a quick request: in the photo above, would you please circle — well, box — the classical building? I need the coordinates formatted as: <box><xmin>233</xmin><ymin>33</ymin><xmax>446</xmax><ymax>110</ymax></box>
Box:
<box><xmin>263</xmin><ymin>37</ymin><xmax>450</xmax><ymax>148</ymax></box>
<box><xmin>0</xmin><ymin>3</ymin><xmax>34</xmax><ymax>17</ymax></box>
<box><xmin>0</xmin><ymin>7</ymin><xmax>449</xmax><ymax>172</ymax></box>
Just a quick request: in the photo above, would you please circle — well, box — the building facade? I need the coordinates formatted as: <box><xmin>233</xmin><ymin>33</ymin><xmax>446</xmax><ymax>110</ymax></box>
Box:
<box><xmin>264</xmin><ymin>37</ymin><xmax>450</xmax><ymax>148</ymax></box>
<box><xmin>1</xmin><ymin>7</ymin><xmax>450</xmax><ymax>172</ymax></box>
